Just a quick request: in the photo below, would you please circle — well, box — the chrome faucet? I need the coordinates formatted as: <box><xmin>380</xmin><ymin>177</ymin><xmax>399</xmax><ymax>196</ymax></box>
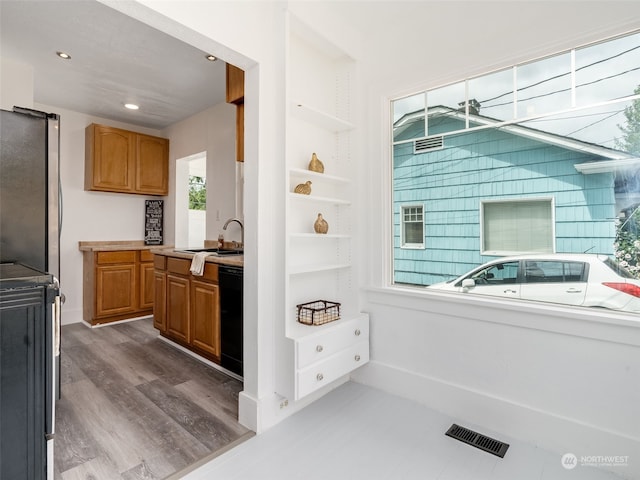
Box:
<box><xmin>223</xmin><ymin>218</ymin><xmax>244</xmax><ymax>247</ymax></box>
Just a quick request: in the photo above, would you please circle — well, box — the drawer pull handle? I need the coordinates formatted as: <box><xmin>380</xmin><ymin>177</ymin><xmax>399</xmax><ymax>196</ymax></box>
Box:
<box><xmin>354</xmin><ymin>354</ymin><xmax>361</xmax><ymax>362</ymax></box>
<box><xmin>316</xmin><ymin>345</ymin><xmax>323</xmax><ymax>352</ymax></box>
<box><xmin>316</xmin><ymin>373</ymin><xmax>324</xmax><ymax>381</ymax></box>
<box><xmin>354</xmin><ymin>329</ymin><xmax>361</xmax><ymax>336</ymax></box>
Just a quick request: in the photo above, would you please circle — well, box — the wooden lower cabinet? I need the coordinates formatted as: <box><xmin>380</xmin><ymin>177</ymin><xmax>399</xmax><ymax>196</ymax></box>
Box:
<box><xmin>166</xmin><ymin>274</ymin><xmax>190</xmax><ymax>343</ymax></box>
<box><xmin>153</xmin><ymin>271</ymin><xmax>166</xmax><ymax>331</ymax></box>
<box><xmin>154</xmin><ymin>256</ymin><xmax>221</xmax><ymax>363</ymax></box>
<box><xmin>82</xmin><ymin>249</ymin><xmax>155</xmax><ymax>325</ymax></box>
<box><xmin>95</xmin><ymin>263</ymin><xmax>136</xmax><ymax>317</ymax></box>
<box><xmin>191</xmin><ymin>280</ymin><xmax>220</xmax><ymax>357</ymax></box>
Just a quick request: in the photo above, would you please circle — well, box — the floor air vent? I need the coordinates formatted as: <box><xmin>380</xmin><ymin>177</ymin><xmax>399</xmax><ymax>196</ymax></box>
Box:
<box><xmin>445</xmin><ymin>424</ymin><xmax>509</xmax><ymax>458</ymax></box>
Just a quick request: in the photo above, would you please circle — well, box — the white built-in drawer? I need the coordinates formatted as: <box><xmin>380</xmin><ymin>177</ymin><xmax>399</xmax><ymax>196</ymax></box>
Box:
<box><xmin>296</xmin><ymin>340</ymin><xmax>369</xmax><ymax>399</ymax></box>
<box><xmin>295</xmin><ymin>315</ymin><xmax>369</xmax><ymax>369</ymax></box>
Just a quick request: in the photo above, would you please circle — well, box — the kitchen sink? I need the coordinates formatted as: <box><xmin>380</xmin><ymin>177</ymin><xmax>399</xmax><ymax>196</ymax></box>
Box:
<box><xmin>175</xmin><ymin>248</ymin><xmax>243</xmax><ymax>256</ymax></box>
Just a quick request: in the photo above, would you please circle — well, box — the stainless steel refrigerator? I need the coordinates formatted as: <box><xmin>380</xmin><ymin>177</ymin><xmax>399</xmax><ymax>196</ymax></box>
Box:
<box><xmin>0</xmin><ymin>107</ymin><xmax>60</xmax><ymax>276</ymax></box>
<box><xmin>0</xmin><ymin>107</ymin><xmax>61</xmax><ymax>480</ymax></box>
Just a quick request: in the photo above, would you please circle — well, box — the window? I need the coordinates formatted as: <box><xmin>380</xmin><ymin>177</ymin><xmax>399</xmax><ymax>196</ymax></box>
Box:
<box><xmin>401</xmin><ymin>205</ymin><xmax>424</xmax><ymax>248</ymax></box>
<box><xmin>523</xmin><ymin>260</ymin><xmax>586</xmax><ymax>283</ymax></box>
<box><xmin>391</xmin><ymin>30</ymin><xmax>640</xmax><ymax>316</ymax></box>
<box><xmin>482</xmin><ymin>199</ymin><xmax>554</xmax><ymax>255</ymax></box>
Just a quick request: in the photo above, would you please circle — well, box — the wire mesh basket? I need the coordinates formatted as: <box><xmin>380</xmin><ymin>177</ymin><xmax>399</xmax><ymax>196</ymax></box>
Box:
<box><xmin>296</xmin><ymin>300</ymin><xmax>341</xmax><ymax>326</ymax></box>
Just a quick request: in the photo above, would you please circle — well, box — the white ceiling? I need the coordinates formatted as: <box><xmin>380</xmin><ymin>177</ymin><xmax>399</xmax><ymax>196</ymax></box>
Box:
<box><xmin>0</xmin><ymin>0</ymin><xmax>227</xmax><ymax>130</ymax></box>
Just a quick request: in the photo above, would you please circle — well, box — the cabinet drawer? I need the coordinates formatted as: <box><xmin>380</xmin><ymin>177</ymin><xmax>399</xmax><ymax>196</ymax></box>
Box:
<box><xmin>154</xmin><ymin>255</ymin><xmax>166</xmax><ymax>270</ymax></box>
<box><xmin>96</xmin><ymin>250</ymin><xmax>136</xmax><ymax>264</ymax></box>
<box><xmin>296</xmin><ymin>340</ymin><xmax>369</xmax><ymax>399</ymax></box>
<box><xmin>201</xmin><ymin>263</ymin><xmax>218</xmax><ymax>282</ymax></box>
<box><xmin>167</xmin><ymin>257</ymin><xmax>191</xmax><ymax>275</ymax></box>
<box><xmin>295</xmin><ymin>316</ymin><xmax>369</xmax><ymax>369</ymax></box>
<box><xmin>140</xmin><ymin>250</ymin><xmax>154</xmax><ymax>262</ymax></box>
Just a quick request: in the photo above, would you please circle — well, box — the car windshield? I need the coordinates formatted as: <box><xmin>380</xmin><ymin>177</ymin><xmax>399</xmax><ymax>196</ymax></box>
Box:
<box><xmin>604</xmin><ymin>257</ymin><xmax>636</xmax><ymax>279</ymax></box>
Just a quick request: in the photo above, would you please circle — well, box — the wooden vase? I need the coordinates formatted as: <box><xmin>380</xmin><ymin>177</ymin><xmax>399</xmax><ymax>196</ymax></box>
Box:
<box><xmin>314</xmin><ymin>213</ymin><xmax>329</xmax><ymax>234</ymax></box>
<box><xmin>308</xmin><ymin>152</ymin><xmax>324</xmax><ymax>173</ymax></box>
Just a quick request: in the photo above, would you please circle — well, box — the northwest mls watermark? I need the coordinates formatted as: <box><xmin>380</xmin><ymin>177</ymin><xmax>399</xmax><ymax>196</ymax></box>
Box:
<box><xmin>561</xmin><ymin>453</ymin><xmax>629</xmax><ymax>470</ymax></box>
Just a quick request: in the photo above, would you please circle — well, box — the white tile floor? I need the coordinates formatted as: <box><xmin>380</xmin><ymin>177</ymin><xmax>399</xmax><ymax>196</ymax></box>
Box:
<box><xmin>178</xmin><ymin>382</ymin><xmax>627</xmax><ymax>480</ymax></box>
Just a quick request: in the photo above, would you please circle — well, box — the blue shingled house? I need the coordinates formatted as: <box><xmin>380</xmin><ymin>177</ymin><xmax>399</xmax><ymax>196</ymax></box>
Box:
<box><xmin>393</xmin><ymin>106</ymin><xmax>640</xmax><ymax>286</ymax></box>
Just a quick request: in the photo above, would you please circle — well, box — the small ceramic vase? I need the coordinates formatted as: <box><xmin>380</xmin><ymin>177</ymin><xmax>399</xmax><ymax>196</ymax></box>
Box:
<box><xmin>308</xmin><ymin>152</ymin><xmax>324</xmax><ymax>173</ymax></box>
<box><xmin>314</xmin><ymin>213</ymin><xmax>329</xmax><ymax>234</ymax></box>
<box><xmin>294</xmin><ymin>180</ymin><xmax>312</xmax><ymax>195</ymax></box>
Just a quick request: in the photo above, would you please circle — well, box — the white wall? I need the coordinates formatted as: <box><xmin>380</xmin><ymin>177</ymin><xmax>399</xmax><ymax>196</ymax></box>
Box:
<box><xmin>160</xmin><ymin>101</ymin><xmax>237</xmax><ymax>246</ymax></box>
<box><xmin>344</xmin><ymin>2</ymin><xmax>640</xmax><ymax>478</ymax></box>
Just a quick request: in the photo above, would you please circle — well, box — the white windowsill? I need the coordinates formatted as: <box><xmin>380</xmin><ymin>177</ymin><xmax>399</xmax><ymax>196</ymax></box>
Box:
<box><xmin>364</xmin><ymin>285</ymin><xmax>640</xmax><ymax>347</ymax></box>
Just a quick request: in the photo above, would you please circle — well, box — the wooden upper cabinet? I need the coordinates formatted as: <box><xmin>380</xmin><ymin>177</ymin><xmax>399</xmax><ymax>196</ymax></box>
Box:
<box><xmin>85</xmin><ymin>123</ymin><xmax>169</xmax><ymax>195</ymax></box>
<box><xmin>85</xmin><ymin>125</ymin><xmax>135</xmax><ymax>192</ymax></box>
<box><xmin>136</xmin><ymin>134</ymin><xmax>169</xmax><ymax>195</ymax></box>
<box><xmin>226</xmin><ymin>63</ymin><xmax>245</xmax><ymax>104</ymax></box>
<box><xmin>226</xmin><ymin>64</ymin><xmax>245</xmax><ymax>163</ymax></box>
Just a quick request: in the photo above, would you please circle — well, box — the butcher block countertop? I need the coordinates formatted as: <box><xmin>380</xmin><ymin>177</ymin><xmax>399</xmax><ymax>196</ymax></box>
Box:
<box><xmin>78</xmin><ymin>240</ymin><xmax>165</xmax><ymax>252</ymax></box>
<box><xmin>78</xmin><ymin>241</ymin><xmax>243</xmax><ymax>267</ymax></box>
<box><xmin>150</xmin><ymin>247</ymin><xmax>244</xmax><ymax>268</ymax></box>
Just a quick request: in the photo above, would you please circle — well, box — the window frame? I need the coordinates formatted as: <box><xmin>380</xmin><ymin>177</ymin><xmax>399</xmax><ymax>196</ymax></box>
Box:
<box><xmin>400</xmin><ymin>204</ymin><xmax>425</xmax><ymax>249</ymax></box>
<box><xmin>480</xmin><ymin>197</ymin><xmax>556</xmax><ymax>256</ymax></box>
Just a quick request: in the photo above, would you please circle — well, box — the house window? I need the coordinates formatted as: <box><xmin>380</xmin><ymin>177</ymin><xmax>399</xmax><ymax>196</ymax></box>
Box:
<box><xmin>401</xmin><ymin>205</ymin><xmax>424</xmax><ymax>248</ymax></box>
<box><xmin>482</xmin><ymin>199</ymin><xmax>554</xmax><ymax>255</ymax></box>
<box><xmin>391</xmin><ymin>30</ymin><xmax>640</xmax><ymax>316</ymax></box>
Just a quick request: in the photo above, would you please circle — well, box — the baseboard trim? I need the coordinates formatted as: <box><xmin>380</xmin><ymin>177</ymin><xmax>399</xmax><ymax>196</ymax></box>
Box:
<box><xmin>352</xmin><ymin>361</ymin><xmax>639</xmax><ymax>479</ymax></box>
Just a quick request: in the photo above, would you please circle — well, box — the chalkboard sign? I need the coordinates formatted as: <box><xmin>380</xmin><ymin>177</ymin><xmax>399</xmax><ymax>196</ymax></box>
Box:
<box><xmin>144</xmin><ymin>200</ymin><xmax>163</xmax><ymax>245</ymax></box>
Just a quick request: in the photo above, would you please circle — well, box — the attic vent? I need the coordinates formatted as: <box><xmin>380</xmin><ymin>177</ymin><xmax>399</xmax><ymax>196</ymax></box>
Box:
<box><xmin>414</xmin><ymin>136</ymin><xmax>444</xmax><ymax>153</ymax></box>
<box><xmin>445</xmin><ymin>424</ymin><xmax>509</xmax><ymax>458</ymax></box>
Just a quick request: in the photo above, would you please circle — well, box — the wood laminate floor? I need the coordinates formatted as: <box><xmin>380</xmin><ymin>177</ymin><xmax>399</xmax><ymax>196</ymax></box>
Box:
<box><xmin>54</xmin><ymin>318</ymin><xmax>251</xmax><ymax>480</ymax></box>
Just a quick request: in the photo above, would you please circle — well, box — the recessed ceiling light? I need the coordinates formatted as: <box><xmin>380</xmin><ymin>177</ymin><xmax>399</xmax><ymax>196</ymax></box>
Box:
<box><xmin>124</xmin><ymin>103</ymin><xmax>139</xmax><ymax>110</ymax></box>
<box><xmin>205</xmin><ymin>54</ymin><xmax>217</xmax><ymax>62</ymax></box>
<box><xmin>56</xmin><ymin>51</ymin><xmax>71</xmax><ymax>60</ymax></box>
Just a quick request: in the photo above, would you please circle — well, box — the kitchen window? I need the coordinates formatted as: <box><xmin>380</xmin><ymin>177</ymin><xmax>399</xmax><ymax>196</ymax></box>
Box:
<box><xmin>390</xmin><ymin>30</ymin><xmax>640</xmax><ymax>316</ymax></box>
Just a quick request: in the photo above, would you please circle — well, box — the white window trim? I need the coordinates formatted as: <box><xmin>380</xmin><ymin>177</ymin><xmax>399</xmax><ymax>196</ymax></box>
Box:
<box><xmin>480</xmin><ymin>197</ymin><xmax>556</xmax><ymax>256</ymax></box>
<box><xmin>400</xmin><ymin>204</ymin><xmax>425</xmax><ymax>249</ymax></box>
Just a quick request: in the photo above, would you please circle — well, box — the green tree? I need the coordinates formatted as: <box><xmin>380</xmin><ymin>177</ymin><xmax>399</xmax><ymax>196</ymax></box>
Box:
<box><xmin>615</xmin><ymin>84</ymin><xmax>640</xmax><ymax>155</ymax></box>
<box><xmin>189</xmin><ymin>175</ymin><xmax>206</xmax><ymax>210</ymax></box>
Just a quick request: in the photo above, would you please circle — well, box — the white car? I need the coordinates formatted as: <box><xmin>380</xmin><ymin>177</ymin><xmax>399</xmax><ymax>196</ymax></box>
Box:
<box><xmin>427</xmin><ymin>253</ymin><xmax>640</xmax><ymax>313</ymax></box>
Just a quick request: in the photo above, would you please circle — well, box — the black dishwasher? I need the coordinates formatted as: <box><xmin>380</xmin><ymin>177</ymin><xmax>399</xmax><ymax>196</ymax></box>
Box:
<box><xmin>219</xmin><ymin>266</ymin><xmax>243</xmax><ymax>377</ymax></box>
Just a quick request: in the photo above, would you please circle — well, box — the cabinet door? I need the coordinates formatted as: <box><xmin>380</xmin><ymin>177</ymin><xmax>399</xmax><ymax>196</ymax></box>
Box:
<box><xmin>95</xmin><ymin>264</ymin><xmax>137</xmax><ymax>317</ymax></box>
<box><xmin>190</xmin><ymin>280</ymin><xmax>221</xmax><ymax>358</ymax></box>
<box><xmin>87</xmin><ymin>125</ymin><xmax>135</xmax><ymax>192</ymax></box>
<box><xmin>136</xmin><ymin>134</ymin><xmax>168</xmax><ymax>195</ymax></box>
<box><xmin>139</xmin><ymin>262</ymin><xmax>155</xmax><ymax>310</ymax></box>
<box><xmin>153</xmin><ymin>271</ymin><xmax>166</xmax><ymax>332</ymax></box>
<box><xmin>166</xmin><ymin>274</ymin><xmax>190</xmax><ymax>343</ymax></box>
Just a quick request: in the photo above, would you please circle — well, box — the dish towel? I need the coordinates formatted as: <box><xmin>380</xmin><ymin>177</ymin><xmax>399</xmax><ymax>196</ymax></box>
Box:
<box><xmin>190</xmin><ymin>252</ymin><xmax>210</xmax><ymax>276</ymax></box>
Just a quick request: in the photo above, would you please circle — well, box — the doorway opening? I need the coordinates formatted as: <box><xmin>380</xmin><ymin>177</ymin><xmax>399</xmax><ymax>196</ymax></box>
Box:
<box><xmin>176</xmin><ymin>152</ymin><xmax>207</xmax><ymax>248</ymax></box>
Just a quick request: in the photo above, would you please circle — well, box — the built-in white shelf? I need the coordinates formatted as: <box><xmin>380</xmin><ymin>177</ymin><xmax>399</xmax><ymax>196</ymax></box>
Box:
<box><xmin>290</xmin><ymin>101</ymin><xmax>354</xmax><ymax>133</ymax></box>
<box><xmin>286</xmin><ymin>312</ymin><xmax>366</xmax><ymax>340</ymax></box>
<box><xmin>289</xmin><ymin>192</ymin><xmax>350</xmax><ymax>205</ymax></box>
<box><xmin>290</xmin><ymin>168</ymin><xmax>351</xmax><ymax>185</ymax></box>
<box><xmin>289</xmin><ymin>263</ymin><xmax>351</xmax><ymax>275</ymax></box>
<box><xmin>290</xmin><ymin>233</ymin><xmax>350</xmax><ymax>239</ymax></box>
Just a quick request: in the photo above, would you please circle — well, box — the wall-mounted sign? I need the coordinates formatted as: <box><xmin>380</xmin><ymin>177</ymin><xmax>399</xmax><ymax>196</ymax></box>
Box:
<box><xmin>144</xmin><ymin>200</ymin><xmax>163</xmax><ymax>245</ymax></box>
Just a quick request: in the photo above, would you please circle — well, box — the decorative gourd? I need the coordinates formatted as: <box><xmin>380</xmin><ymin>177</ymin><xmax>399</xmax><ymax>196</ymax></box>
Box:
<box><xmin>294</xmin><ymin>180</ymin><xmax>312</xmax><ymax>195</ymax></box>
